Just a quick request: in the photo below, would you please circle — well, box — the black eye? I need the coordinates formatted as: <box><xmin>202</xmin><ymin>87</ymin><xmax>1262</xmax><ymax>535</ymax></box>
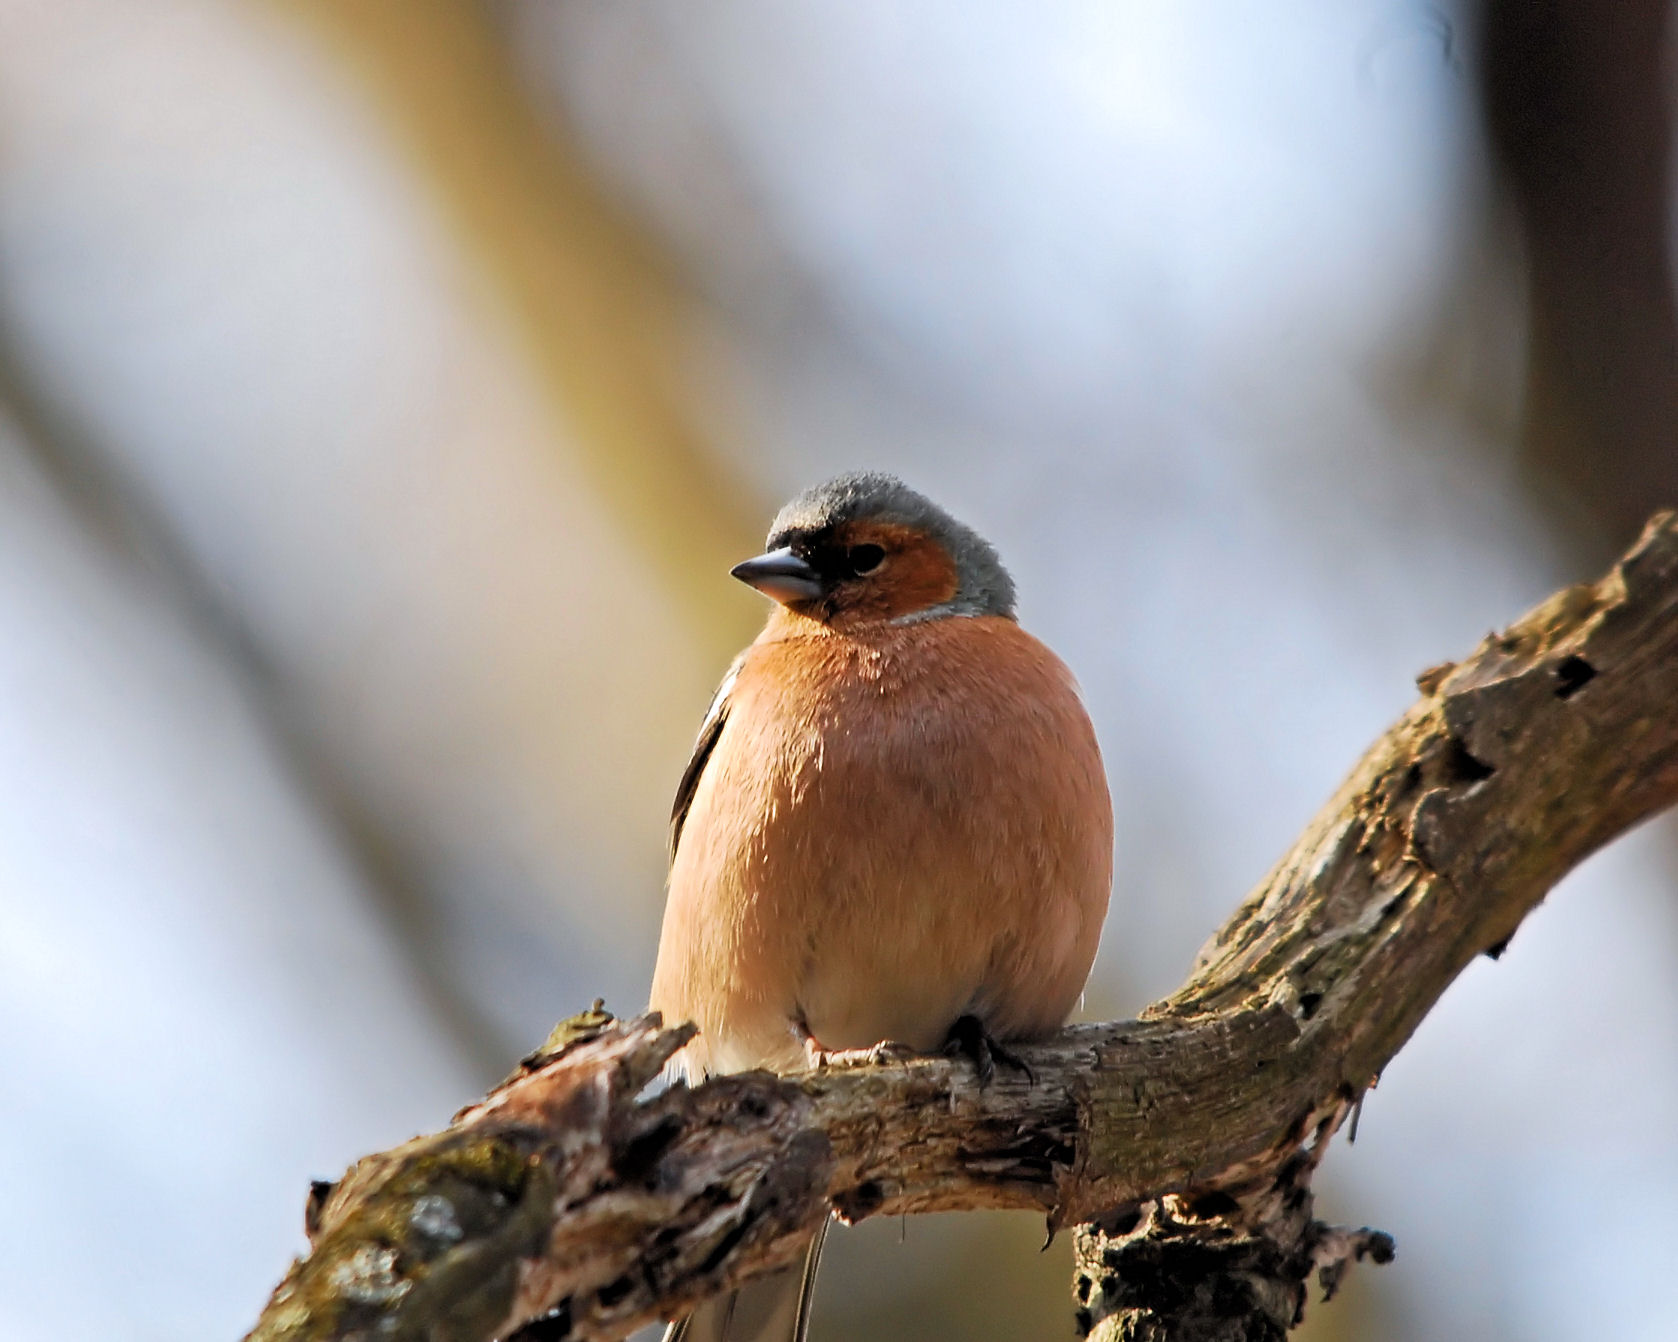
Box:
<box><xmin>848</xmin><ymin>544</ymin><xmax>885</xmax><ymax>576</ymax></box>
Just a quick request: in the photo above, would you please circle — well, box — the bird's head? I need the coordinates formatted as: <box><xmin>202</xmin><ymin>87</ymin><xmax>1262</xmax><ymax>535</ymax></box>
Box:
<box><xmin>731</xmin><ymin>473</ymin><xmax>1016</xmax><ymax>628</ymax></box>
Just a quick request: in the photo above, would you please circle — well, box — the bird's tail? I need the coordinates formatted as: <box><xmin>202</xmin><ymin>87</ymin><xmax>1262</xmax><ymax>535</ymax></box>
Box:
<box><xmin>664</xmin><ymin>1220</ymin><xmax>828</xmax><ymax>1342</ymax></box>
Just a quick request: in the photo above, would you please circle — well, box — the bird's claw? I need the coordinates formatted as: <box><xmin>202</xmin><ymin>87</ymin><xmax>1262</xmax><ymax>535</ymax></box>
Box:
<box><xmin>943</xmin><ymin>1014</ymin><xmax>1036</xmax><ymax>1088</ymax></box>
<box><xmin>803</xmin><ymin>1035</ymin><xmax>917</xmax><ymax>1070</ymax></box>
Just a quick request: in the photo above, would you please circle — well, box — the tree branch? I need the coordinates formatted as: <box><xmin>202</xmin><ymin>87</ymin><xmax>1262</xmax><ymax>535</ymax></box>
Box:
<box><xmin>247</xmin><ymin>512</ymin><xmax>1678</xmax><ymax>1342</ymax></box>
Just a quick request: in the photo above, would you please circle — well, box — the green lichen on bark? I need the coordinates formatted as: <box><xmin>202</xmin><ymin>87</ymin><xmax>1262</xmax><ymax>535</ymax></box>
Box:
<box><xmin>250</xmin><ymin>1130</ymin><xmax>556</xmax><ymax>1342</ymax></box>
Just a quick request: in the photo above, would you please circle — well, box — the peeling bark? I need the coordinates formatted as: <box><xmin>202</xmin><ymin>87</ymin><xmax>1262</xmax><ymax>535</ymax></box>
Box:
<box><xmin>247</xmin><ymin>513</ymin><xmax>1678</xmax><ymax>1342</ymax></box>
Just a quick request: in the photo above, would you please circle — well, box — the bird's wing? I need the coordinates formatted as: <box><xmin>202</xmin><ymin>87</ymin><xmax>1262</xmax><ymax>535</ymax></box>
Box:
<box><xmin>670</xmin><ymin>653</ymin><xmax>744</xmax><ymax>862</ymax></box>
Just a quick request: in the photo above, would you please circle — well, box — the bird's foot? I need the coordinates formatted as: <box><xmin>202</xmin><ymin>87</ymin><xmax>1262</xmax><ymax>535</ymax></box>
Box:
<box><xmin>942</xmin><ymin>1014</ymin><xmax>1036</xmax><ymax>1088</ymax></box>
<box><xmin>800</xmin><ymin>1029</ymin><xmax>916</xmax><ymax>1071</ymax></box>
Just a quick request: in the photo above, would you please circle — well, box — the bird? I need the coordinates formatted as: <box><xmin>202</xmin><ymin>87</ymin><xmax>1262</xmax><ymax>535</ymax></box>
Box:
<box><xmin>651</xmin><ymin>472</ymin><xmax>1112</xmax><ymax>1342</ymax></box>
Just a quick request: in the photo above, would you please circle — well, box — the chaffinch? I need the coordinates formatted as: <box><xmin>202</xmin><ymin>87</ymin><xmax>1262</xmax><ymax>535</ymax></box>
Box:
<box><xmin>653</xmin><ymin>472</ymin><xmax>1113</xmax><ymax>1342</ymax></box>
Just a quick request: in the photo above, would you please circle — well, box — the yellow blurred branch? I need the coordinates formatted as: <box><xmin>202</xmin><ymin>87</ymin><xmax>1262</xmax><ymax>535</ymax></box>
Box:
<box><xmin>270</xmin><ymin>0</ymin><xmax>760</xmax><ymax>659</ymax></box>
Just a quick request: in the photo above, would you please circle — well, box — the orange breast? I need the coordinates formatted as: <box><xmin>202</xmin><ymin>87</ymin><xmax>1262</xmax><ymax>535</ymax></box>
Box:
<box><xmin>649</xmin><ymin>615</ymin><xmax>1113</xmax><ymax>1077</ymax></box>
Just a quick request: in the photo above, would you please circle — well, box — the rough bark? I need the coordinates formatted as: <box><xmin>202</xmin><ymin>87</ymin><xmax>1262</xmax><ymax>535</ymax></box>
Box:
<box><xmin>247</xmin><ymin>513</ymin><xmax>1678</xmax><ymax>1342</ymax></box>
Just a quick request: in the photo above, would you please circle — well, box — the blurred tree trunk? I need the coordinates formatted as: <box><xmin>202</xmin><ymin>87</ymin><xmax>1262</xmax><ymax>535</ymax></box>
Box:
<box><xmin>1479</xmin><ymin>0</ymin><xmax>1678</xmax><ymax>554</ymax></box>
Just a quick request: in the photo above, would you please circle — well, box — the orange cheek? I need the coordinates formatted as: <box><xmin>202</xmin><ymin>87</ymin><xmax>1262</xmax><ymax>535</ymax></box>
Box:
<box><xmin>883</xmin><ymin>545</ymin><xmax>960</xmax><ymax>614</ymax></box>
<box><xmin>834</xmin><ymin>537</ymin><xmax>959</xmax><ymax>623</ymax></box>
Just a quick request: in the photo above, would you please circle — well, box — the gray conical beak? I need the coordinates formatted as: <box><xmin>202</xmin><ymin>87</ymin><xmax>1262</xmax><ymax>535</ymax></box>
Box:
<box><xmin>730</xmin><ymin>547</ymin><xmax>824</xmax><ymax>604</ymax></box>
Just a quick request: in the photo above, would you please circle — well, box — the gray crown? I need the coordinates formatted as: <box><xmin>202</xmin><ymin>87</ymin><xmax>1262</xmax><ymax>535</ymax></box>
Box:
<box><xmin>767</xmin><ymin>472</ymin><xmax>1016</xmax><ymax>619</ymax></box>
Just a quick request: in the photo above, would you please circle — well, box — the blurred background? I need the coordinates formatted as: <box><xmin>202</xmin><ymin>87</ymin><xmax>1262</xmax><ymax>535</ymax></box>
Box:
<box><xmin>2</xmin><ymin>2</ymin><xmax>1676</xmax><ymax>1339</ymax></box>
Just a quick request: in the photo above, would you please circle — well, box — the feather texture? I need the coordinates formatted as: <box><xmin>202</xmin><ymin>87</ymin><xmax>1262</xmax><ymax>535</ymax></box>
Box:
<box><xmin>651</xmin><ymin>612</ymin><xmax>1112</xmax><ymax>1077</ymax></box>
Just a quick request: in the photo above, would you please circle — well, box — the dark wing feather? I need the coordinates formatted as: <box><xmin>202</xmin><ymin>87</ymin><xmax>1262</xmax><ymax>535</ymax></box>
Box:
<box><xmin>670</xmin><ymin>656</ymin><xmax>742</xmax><ymax>861</ymax></box>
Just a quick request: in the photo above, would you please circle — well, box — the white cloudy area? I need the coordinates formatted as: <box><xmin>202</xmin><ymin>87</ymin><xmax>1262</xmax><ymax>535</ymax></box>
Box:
<box><xmin>0</xmin><ymin>4</ymin><xmax>1674</xmax><ymax>1342</ymax></box>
